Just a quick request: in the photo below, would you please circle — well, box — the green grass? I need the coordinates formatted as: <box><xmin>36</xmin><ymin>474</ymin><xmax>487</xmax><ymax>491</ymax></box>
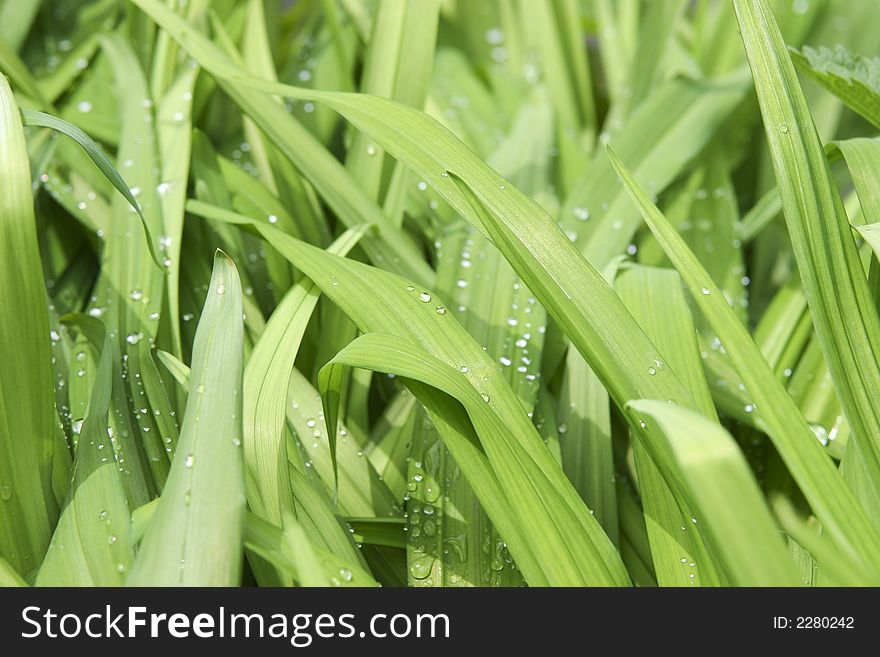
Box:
<box><xmin>2</xmin><ymin>0</ymin><xmax>880</xmax><ymax>587</ymax></box>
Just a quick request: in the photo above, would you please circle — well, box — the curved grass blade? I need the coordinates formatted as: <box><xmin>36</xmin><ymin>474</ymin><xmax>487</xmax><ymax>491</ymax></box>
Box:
<box><xmin>627</xmin><ymin>400</ymin><xmax>799</xmax><ymax>586</ymax></box>
<box><xmin>608</xmin><ymin>145</ymin><xmax>880</xmax><ymax>572</ymax></box>
<box><xmin>184</xmin><ymin>201</ymin><xmax>628</xmax><ymax>586</ymax></box>
<box><xmin>139</xmin><ymin>350</ymin><xmax>372</xmax><ymax>585</ymax></box>
<box><xmin>734</xmin><ymin>0</ymin><xmax>880</xmax><ymax>538</ymax></box>
<box><xmin>0</xmin><ymin>73</ymin><xmax>56</xmax><ymax>577</ymax></box>
<box><xmin>244</xmin><ymin>228</ymin><xmax>364</xmax><ymax>538</ymax></box>
<box><xmin>130</xmin><ymin>0</ymin><xmax>706</xmax><ymax>432</ymax></box>
<box><xmin>20</xmin><ymin>108</ymin><xmax>162</xmax><ymax>268</ymax></box>
<box><xmin>409</xmin><ymin>93</ymin><xmax>553</xmax><ymax>586</ymax></box>
<box><xmin>322</xmin><ymin>332</ymin><xmax>629</xmax><ymax>586</ymax></box>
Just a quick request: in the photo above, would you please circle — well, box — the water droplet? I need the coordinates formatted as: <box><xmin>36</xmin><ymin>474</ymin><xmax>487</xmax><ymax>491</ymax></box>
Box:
<box><xmin>701</xmin><ymin>288</ymin><xmax>711</xmax><ymax>295</ymax></box>
<box><xmin>459</xmin><ymin>365</ymin><xmax>469</xmax><ymax>374</ymax></box>
<box><xmin>574</xmin><ymin>206</ymin><xmax>591</xmax><ymax>221</ymax></box>
<box><xmin>435</xmin><ymin>305</ymin><xmax>446</xmax><ymax>315</ymax></box>
<box><xmin>216</xmin><ymin>284</ymin><xmax>226</xmax><ymax>295</ymax></box>
<box><xmin>267</xmin><ymin>214</ymin><xmax>278</xmax><ymax>224</ymax></box>
<box><xmin>810</xmin><ymin>423</ymin><xmax>829</xmax><ymax>446</ymax></box>
<box><xmin>485</xmin><ymin>27</ymin><xmax>505</xmax><ymax>45</ymax></box>
<box><xmin>419</xmin><ymin>292</ymin><xmax>431</xmax><ymax>303</ymax></box>
<box><xmin>77</xmin><ymin>100</ymin><xmax>92</xmax><ymax>113</ymax></box>
<box><xmin>409</xmin><ymin>555</ymin><xmax>434</xmax><ymax>580</ymax></box>
<box><xmin>779</xmin><ymin>124</ymin><xmax>789</xmax><ymax>134</ymax></box>
<box><xmin>125</xmin><ymin>332</ymin><xmax>143</xmax><ymax>345</ymax></box>
<box><xmin>0</xmin><ymin>485</ymin><xmax>12</xmax><ymax>501</ymax></box>
<box><xmin>648</xmin><ymin>367</ymin><xmax>657</xmax><ymax>376</ymax></box>
<box><xmin>480</xmin><ymin>393</ymin><xmax>490</xmax><ymax>403</ymax></box>
<box><xmin>339</xmin><ymin>567</ymin><xmax>353</xmax><ymax>582</ymax></box>
<box><xmin>196</xmin><ymin>383</ymin><xmax>205</xmax><ymax>394</ymax></box>
<box><xmin>183</xmin><ymin>453</ymin><xmax>195</xmax><ymax>468</ymax></box>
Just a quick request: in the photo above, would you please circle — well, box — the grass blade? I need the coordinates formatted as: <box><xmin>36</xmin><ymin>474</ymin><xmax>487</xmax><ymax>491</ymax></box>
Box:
<box><xmin>0</xmin><ymin>73</ymin><xmax>56</xmax><ymax>577</ymax></box>
<box><xmin>628</xmin><ymin>400</ymin><xmax>799</xmax><ymax>586</ymax></box>
<box><xmin>127</xmin><ymin>251</ymin><xmax>245</xmax><ymax>586</ymax></box>
<box><xmin>733</xmin><ymin>0</ymin><xmax>880</xmax><ymax>536</ymax></box>
<box><xmin>36</xmin><ymin>336</ymin><xmax>132</xmax><ymax>586</ymax></box>
<box><xmin>608</xmin><ymin>145</ymin><xmax>880</xmax><ymax>572</ymax></box>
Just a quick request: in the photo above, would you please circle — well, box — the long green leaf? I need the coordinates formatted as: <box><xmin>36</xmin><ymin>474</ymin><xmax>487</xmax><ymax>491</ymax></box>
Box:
<box><xmin>127</xmin><ymin>251</ymin><xmax>245</xmax><ymax>586</ymax></box>
<box><xmin>0</xmin><ymin>73</ymin><xmax>56</xmax><ymax>577</ymax></box>
<box><xmin>184</xmin><ymin>201</ymin><xmax>628</xmax><ymax>586</ymax></box>
<box><xmin>20</xmin><ymin>108</ymin><xmax>161</xmax><ymax>267</ymax></box>
<box><xmin>608</xmin><ymin>145</ymin><xmax>880</xmax><ymax>572</ymax></box>
<box><xmin>733</xmin><ymin>0</ymin><xmax>880</xmax><ymax>536</ymax></box>
<box><xmin>627</xmin><ymin>400</ymin><xmax>799</xmax><ymax>586</ymax></box>
<box><xmin>36</xmin><ymin>336</ymin><xmax>132</xmax><ymax>586</ymax></box>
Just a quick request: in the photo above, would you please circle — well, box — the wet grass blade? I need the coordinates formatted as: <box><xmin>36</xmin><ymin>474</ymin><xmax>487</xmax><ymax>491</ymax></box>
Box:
<box><xmin>184</xmin><ymin>201</ymin><xmax>628</xmax><ymax>586</ymax></box>
<box><xmin>0</xmin><ymin>73</ymin><xmax>56</xmax><ymax>577</ymax></box>
<box><xmin>20</xmin><ymin>108</ymin><xmax>161</xmax><ymax>267</ymax></box>
<box><xmin>244</xmin><ymin>228</ymin><xmax>364</xmax><ymax>538</ymax></box>
<box><xmin>617</xmin><ymin>265</ymin><xmax>721</xmax><ymax>587</ymax></box>
<box><xmin>127</xmin><ymin>252</ymin><xmax>245</xmax><ymax>586</ymax></box>
<box><xmin>36</xmin><ymin>335</ymin><xmax>132</xmax><ymax>586</ymax></box>
<box><xmin>733</xmin><ymin>0</ymin><xmax>880</xmax><ymax>534</ymax></box>
<box><xmin>628</xmin><ymin>400</ymin><xmax>799</xmax><ymax>586</ymax></box>
<box><xmin>608</xmin><ymin>145</ymin><xmax>880</xmax><ymax>572</ymax></box>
